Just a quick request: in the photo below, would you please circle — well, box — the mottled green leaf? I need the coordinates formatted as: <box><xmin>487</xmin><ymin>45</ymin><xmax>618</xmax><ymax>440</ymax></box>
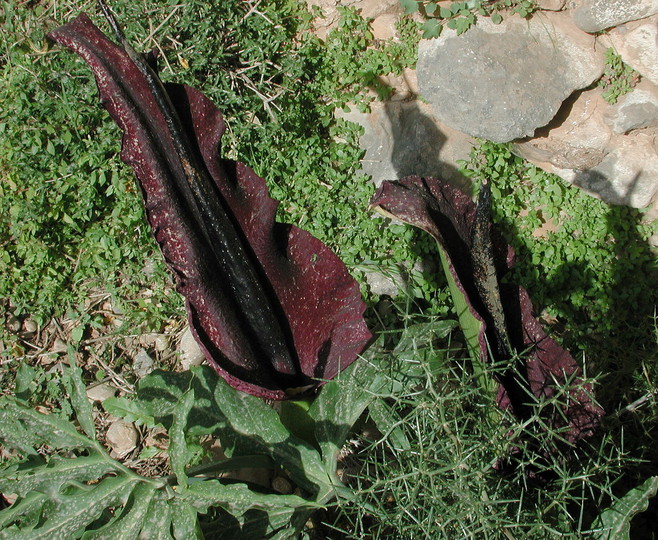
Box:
<box><xmin>0</xmin><ymin>396</ymin><xmax>98</xmax><ymax>454</ymax></box>
<box><xmin>142</xmin><ymin>495</ymin><xmax>173</xmax><ymax>540</ymax></box>
<box><xmin>169</xmin><ymin>390</ymin><xmax>196</xmax><ymax>488</ymax></box>
<box><xmin>170</xmin><ymin>497</ymin><xmax>203</xmax><ymax>540</ymax></box>
<box><xmin>0</xmin><ymin>475</ymin><xmax>138</xmax><ymax>540</ymax></box>
<box><xmin>136</xmin><ymin>368</ymin><xmax>227</xmax><ymax>437</ymax></box>
<box><xmin>592</xmin><ymin>476</ymin><xmax>658</xmax><ymax>539</ymax></box>
<box><xmin>81</xmin><ymin>481</ymin><xmax>159</xmax><ymax>540</ymax></box>
<box><xmin>102</xmin><ymin>396</ymin><xmax>157</xmax><ymax>428</ymax></box>
<box><xmin>184</xmin><ymin>480</ymin><xmax>316</xmax><ymax>537</ymax></box>
<box><xmin>184</xmin><ymin>480</ymin><xmax>314</xmax><ymax>515</ymax></box>
<box><xmin>64</xmin><ymin>360</ymin><xmax>96</xmax><ymax>440</ymax></box>
<box><xmin>212</xmin><ymin>379</ymin><xmax>329</xmax><ymax>493</ymax></box>
<box><xmin>0</xmin><ymin>491</ymin><xmax>48</xmax><ymax>532</ymax></box>
<box><xmin>0</xmin><ymin>455</ymin><xmax>118</xmax><ymax>498</ymax></box>
<box><xmin>309</xmin><ymin>342</ymin><xmax>387</xmax><ymax>474</ymax></box>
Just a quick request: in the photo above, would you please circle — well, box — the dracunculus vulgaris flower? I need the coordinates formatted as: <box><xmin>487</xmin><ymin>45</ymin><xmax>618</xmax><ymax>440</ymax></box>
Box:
<box><xmin>48</xmin><ymin>11</ymin><xmax>371</xmax><ymax>400</ymax></box>
<box><xmin>371</xmin><ymin>176</ymin><xmax>604</xmax><ymax>444</ymax></box>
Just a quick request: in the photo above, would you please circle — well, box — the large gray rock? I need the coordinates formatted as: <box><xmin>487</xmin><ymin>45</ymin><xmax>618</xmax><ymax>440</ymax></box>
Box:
<box><xmin>339</xmin><ymin>100</ymin><xmax>473</xmax><ymax>188</ymax></box>
<box><xmin>572</xmin><ymin>131</ymin><xmax>658</xmax><ymax>207</ymax></box>
<box><xmin>573</xmin><ymin>0</ymin><xmax>658</xmax><ymax>33</ymax></box>
<box><xmin>417</xmin><ymin>13</ymin><xmax>604</xmax><ymax>143</ymax></box>
<box><xmin>515</xmin><ymin>88</ymin><xmax>611</xmax><ymax>170</ymax></box>
<box><xmin>604</xmin><ymin>81</ymin><xmax>658</xmax><ymax>134</ymax></box>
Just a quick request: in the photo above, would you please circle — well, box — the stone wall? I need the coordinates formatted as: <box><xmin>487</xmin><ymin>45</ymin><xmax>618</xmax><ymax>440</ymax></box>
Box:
<box><xmin>309</xmin><ymin>0</ymin><xmax>658</xmax><ymax>211</ymax></box>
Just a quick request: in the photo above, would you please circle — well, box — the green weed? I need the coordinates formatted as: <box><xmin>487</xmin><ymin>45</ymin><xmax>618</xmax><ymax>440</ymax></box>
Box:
<box><xmin>460</xmin><ymin>142</ymin><xmax>658</xmax><ymax>535</ymax></box>
<box><xmin>598</xmin><ymin>48</ymin><xmax>640</xmax><ymax>104</ymax></box>
<box><xmin>319</xmin><ymin>310</ymin><xmax>634</xmax><ymax>538</ymax></box>
<box><xmin>400</xmin><ymin>0</ymin><xmax>537</xmax><ymax>38</ymax></box>
<box><xmin>0</xmin><ymin>2</ymin><xmax>180</xmax><ymax>331</ymax></box>
<box><xmin>461</xmin><ymin>142</ymin><xmax>657</xmax><ymax>392</ymax></box>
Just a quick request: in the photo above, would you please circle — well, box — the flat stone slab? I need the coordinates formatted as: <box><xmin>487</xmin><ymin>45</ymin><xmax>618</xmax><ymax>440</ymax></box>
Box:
<box><xmin>573</xmin><ymin>0</ymin><xmax>658</xmax><ymax>33</ymax></box>
<box><xmin>604</xmin><ymin>81</ymin><xmax>658</xmax><ymax>134</ymax></box>
<box><xmin>532</xmin><ymin>129</ymin><xmax>658</xmax><ymax>208</ymax></box>
<box><xmin>516</xmin><ymin>88</ymin><xmax>611</xmax><ymax>170</ymax></box>
<box><xmin>572</xmin><ymin>131</ymin><xmax>658</xmax><ymax>208</ymax></box>
<box><xmin>607</xmin><ymin>18</ymin><xmax>658</xmax><ymax>85</ymax></box>
<box><xmin>417</xmin><ymin>13</ymin><xmax>604</xmax><ymax>143</ymax></box>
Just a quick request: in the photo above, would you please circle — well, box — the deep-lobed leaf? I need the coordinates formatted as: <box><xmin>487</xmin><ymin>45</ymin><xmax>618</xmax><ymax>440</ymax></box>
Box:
<box><xmin>1</xmin><ymin>475</ymin><xmax>139</xmax><ymax>540</ymax></box>
<box><xmin>0</xmin><ymin>396</ymin><xmax>99</xmax><ymax>455</ymax></box>
<box><xmin>81</xmin><ymin>481</ymin><xmax>160</xmax><ymax>540</ymax></box>
<box><xmin>129</xmin><ymin>366</ymin><xmax>331</xmax><ymax>495</ymax></box>
<box><xmin>0</xmin><ymin>492</ymin><xmax>48</xmax><ymax>533</ymax></box>
<box><xmin>0</xmin><ymin>456</ymin><xmax>120</xmax><ymax>499</ymax></box>
<box><xmin>0</xmin><ymin>363</ymin><xmax>326</xmax><ymax>539</ymax></box>
<box><xmin>184</xmin><ymin>481</ymin><xmax>314</xmax><ymax>540</ymax></box>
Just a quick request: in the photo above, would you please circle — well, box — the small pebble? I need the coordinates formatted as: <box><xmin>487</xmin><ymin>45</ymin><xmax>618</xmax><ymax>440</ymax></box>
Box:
<box><xmin>154</xmin><ymin>334</ymin><xmax>168</xmax><ymax>352</ymax></box>
<box><xmin>106</xmin><ymin>420</ymin><xmax>138</xmax><ymax>458</ymax></box>
<box><xmin>22</xmin><ymin>319</ymin><xmax>38</xmax><ymax>334</ymax></box>
<box><xmin>86</xmin><ymin>382</ymin><xmax>117</xmax><ymax>403</ymax></box>
<box><xmin>138</xmin><ymin>333</ymin><xmax>157</xmax><ymax>348</ymax></box>
<box><xmin>178</xmin><ymin>327</ymin><xmax>205</xmax><ymax>370</ymax></box>
<box><xmin>142</xmin><ymin>259</ymin><xmax>156</xmax><ymax>277</ymax></box>
<box><xmin>133</xmin><ymin>349</ymin><xmax>155</xmax><ymax>378</ymax></box>
<box><xmin>51</xmin><ymin>338</ymin><xmax>68</xmax><ymax>354</ymax></box>
<box><xmin>6</xmin><ymin>315</ymin><xmax>20</xmax><ymax>333</ymax></box>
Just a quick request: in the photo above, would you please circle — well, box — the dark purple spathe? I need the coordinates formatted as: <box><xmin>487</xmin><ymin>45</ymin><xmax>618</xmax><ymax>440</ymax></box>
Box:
<box><xmin>49</xmin><ymin>14</ymin><xmax>371</xmax><ymax>399</ymax></box>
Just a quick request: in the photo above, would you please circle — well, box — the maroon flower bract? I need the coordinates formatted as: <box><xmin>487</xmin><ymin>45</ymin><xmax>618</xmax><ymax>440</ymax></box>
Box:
<box><xmin>371</xmin><ymin>176</ymin><xmax>604</xmax><ymax>444</ymax></box>
<box><xmin>49</xmin><ymin>14</ymin><xmax>371</xmax><ymax>400</ymax></box>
